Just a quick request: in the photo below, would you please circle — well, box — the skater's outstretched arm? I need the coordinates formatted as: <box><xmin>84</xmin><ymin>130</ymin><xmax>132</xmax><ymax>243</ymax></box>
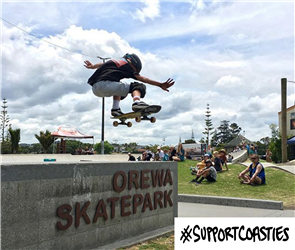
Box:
<box><xmin>84</xmin><ymin>60</ymin><xmax>103</xmax><ymax>69</ymax></box>
<box><xmin>135</xmin><ymin>75</ymin><xmax>174</xmax><ymax>92</ymax></box>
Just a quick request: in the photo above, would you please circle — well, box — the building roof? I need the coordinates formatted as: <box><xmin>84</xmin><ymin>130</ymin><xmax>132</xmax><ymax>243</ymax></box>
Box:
<box><xmin>278</xmin><ymin>104</ymin><xmax>295</xmax><ymax>115</ymax></box>
<box><xmin>225</xmin><ymin>135</ymin><xmax>253</xmax><ymax>147</ymax></box>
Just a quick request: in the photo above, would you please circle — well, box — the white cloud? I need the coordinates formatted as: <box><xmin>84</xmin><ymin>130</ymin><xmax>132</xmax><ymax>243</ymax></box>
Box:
<box><xmin>189</xmin><ymin>0</ymin><xmax>206</xmax><ymax>11</ymax></box>
<box><xmin>133</xmin><ymin>0</ymin><xmax>161</xmax><ymax>23</ymax></box>
<box><xmin>215</xmin><ymin>75</ymin><xmax>242</xmax><ymax>88</ymax></box>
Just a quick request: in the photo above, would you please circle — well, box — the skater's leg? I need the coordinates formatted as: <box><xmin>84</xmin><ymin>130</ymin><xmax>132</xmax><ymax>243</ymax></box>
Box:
<box><xmin>112</xmin><ymin>96</ymin><xmax>121</xmax><ymax>109</ymax></box>
<box><xmin>111</xmin><ymin>96</ymin><xmax>123</xmax><ymax>117</ymax></box>
<box><xmin>129</xmin><ymin>83</ymin><xmax>149</xmax><ymax>111</ymax></box>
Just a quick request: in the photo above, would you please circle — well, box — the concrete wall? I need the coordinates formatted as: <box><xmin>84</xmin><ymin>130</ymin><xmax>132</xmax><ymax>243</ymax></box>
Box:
<box><xmin>1</xmin><ymin>161</ymin><xmax>178</xmax><ymax>250</ymax></box>
<box><xmin>231</xmin><ymin>150</ymin><xmax>249</xmax><ymax>164</ymax></box>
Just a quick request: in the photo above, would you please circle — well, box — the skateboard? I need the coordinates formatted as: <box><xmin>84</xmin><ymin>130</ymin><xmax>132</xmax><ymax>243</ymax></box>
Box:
<box><xmin>111</xmin><ymin>105</ymin><xmax>162</xmax><ymax>127</ymax></box>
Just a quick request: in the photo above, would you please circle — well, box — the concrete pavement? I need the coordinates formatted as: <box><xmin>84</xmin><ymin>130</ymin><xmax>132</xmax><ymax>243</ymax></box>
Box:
<box><xmin>0</xmin><ymin>153</ymin><xmax>141</xmax><ymax>164</ymax></box>
<box><xmin>178</xmin><ymin>202</ymin><xmax>295</xmax><ymax>217</ymax></box>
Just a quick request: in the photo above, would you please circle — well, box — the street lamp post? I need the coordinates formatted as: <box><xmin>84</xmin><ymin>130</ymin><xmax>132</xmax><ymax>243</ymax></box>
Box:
<box><xmin>97</xmin><ymin>56</ymin><xmax>110</xmax><ymax>155</ymax></box>
<box><xmin>281</xmin><ymin>78</ymin><xmax>287</xmax><ymax>163</ymax></box>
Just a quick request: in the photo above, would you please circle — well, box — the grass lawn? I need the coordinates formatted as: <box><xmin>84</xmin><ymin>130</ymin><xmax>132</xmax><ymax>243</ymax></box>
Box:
<box><xmin>178</xmin><ymin>160</ymin><xmax>295</xmax><ymax>209</ymax></box>
<box><xmin>119</xmin><ymin>234</ymin><xmax>174</xmax><ymax>250</ymax></box>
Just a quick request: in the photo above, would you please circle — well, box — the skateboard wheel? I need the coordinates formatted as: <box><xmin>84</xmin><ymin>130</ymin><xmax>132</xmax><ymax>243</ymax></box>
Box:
<box><xmin>127</xmin><ymin>122</ymin><xmax>132</xmax><ymax>127</ymax></box>
<box><xmin>113</xmin><ymin>121</ymin><xmax>119</xmax><ymax>127</ymax></box>
<box><xmin>150</xmin><ymin>117</ymin><xmax>156</xmax><ymax>123</ymax></box>
<box><xmin>135</xmin><ymin>116</ymin><xmax>141</xmax><ymax>123</ymax></box>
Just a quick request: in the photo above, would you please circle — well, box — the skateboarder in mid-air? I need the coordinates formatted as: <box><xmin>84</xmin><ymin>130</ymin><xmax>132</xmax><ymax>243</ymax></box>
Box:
<box><xmin>84</xmin><ymin>53</ymin><xmax>174</xmax><ymax>117</ymax></box>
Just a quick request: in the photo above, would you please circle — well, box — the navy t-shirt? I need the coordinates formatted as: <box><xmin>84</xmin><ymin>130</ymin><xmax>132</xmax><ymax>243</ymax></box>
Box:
<box><xmin>87</xmin><ymin>59</ymin><xmax>138</xmax><ymax>86</ymax></box>
<box><xmin>214</xmin><ymin>157</ymin><xmax>222</xmax><ymax>172</ymax></box>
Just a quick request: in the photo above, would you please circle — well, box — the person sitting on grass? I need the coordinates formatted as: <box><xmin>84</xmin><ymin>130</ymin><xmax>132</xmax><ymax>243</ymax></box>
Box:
<box><xmin>213</xmin><ymin>151</ymin><xmax>223</xmax><ymax>173</ymax></box>
<box><xmin>238</xmin><ymin>154</ymin><xmax>266</xmax><ymax>185</ymax></box>
<box><xmin>173</xmin><ymin>143</ymin><xmax>185</xmax><ymax>162</ymax></box>
<box><xmin>191</xmin><ymin>159</ymin><xmax>217</xmax><ymax>185</ymax></box>
<box><xmin>190</xmin><ymin>154</ymin><xmax>210</xmax><ymax>182</ymax></box>
<box><xmin>219</xmin><ymin>149</ymin><xmax>229</xmax><ymax>171</ymax></box>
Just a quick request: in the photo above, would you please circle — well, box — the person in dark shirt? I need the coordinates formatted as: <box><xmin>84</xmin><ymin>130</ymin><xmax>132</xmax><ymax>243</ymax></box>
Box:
<box><xmin>128</xmin><ymin>153</ymin><xmax>136</xmax><ymax>161</ymax></box>
<box><xmin>169</xmin><ymin>146</ymin><xmax>177</xmax><ymax>161</ymax></box>
<box><xmin>84</xmin><ymin>53</ymin><xmax>174</xmax><ymax>116</ymax></box>
<box><xmin>238</xmin><ymin>154</ymin><xmax>266</xmax><ymax>185</ymax></box>
<box><xmin>213</xmin><ymin>151</ymin><xmax>223</xmax><ymax>172</ymax></box>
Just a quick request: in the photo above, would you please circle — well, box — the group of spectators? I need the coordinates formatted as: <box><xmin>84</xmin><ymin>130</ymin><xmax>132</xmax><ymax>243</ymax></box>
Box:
<box><xmin>128</xmin><ymin>144</ymin><xmax>266</xmax><ymax>187</ymax></box>
<box><xmin>190</xmin><ymin>150</ymin><xmax>266</xmax><ymax>186</ymax></box>
<box><xmin>75</xmin><ymin>147</ymin><xmax>94</xmax><ymax>155</ymax></box>
<box><xmin>190</xmin><ymin>150</ymin><xmax>228</xmax><ymax>185</ymax></box>
<box><xmin>128</xmin><ymin>143</ymin><xmax>186</xmax><ymax>162</ymax></box>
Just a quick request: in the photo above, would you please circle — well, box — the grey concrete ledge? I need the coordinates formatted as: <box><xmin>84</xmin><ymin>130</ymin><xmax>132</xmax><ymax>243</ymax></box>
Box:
<box><xmin>96</xmin><ymin>225</ymin><xmax>174</xmax><ymax>250</ymax></box>
<box><xmin>178</xmin><ymin>194</ymin><xmax>283</xmax><ymax>210</ymax></box>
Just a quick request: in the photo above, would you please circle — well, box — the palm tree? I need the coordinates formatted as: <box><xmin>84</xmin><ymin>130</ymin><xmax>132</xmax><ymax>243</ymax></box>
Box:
<box><xmin>8</xmin><ymin>127</ymin><xmax>20</xmax><ymax>153</ymax></box>
<box><xmin>35</xmin><ymin>130</ymin><xmax>55</xmax><ymax>153</ymax></box>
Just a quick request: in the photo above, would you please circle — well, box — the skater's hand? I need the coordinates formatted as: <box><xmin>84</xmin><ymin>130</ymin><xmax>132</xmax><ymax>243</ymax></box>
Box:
<box><xmin>84</xmin><ymin>60</ymin><xmax>94</xmax><ymax>69</ymax></box>
<box><xmin>160</xmin><ymin>78</ymin><xmax>175</xmax><ymax>92</ymax></box>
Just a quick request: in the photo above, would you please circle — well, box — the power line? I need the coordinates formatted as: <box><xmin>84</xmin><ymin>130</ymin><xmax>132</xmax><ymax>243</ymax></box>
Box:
<box><xmin>1</xmin><ymin>17</ymin><xmax>97</xmax><ymax>59</ymax></box>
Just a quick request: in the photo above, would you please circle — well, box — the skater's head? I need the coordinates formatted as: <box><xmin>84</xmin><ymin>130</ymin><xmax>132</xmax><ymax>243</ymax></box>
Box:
<box><xmin>123</xmin><ymin>53</ymin><xmax>142</xmax><ymax>73</ymax></box>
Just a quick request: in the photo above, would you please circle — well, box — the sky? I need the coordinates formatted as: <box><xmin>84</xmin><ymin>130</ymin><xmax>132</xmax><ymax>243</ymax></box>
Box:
<box><xmin>1</xmin><ymin>0</ymin><xmax>294</xmax><ymax>147</ymax></box>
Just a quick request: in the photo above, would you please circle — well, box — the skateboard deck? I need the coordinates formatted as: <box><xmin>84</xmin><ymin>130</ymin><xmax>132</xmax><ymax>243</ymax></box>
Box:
<box><xmin>111</xmin><ymin>105</ymin><xmax>161</xmax><ymax>127</ymax></box>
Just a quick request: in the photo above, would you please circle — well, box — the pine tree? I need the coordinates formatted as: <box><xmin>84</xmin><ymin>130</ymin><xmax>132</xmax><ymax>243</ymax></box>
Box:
<box><xmin>216</xmin><ymin>120</ymin><xmax>231</xmax><ymax>144</ymax></box>
<box><xmin>0</xmin><ymin>98</ymin><xmax>11</xmax><ymax>142</ymax></box>
<box><xmin>202</xmin><ymin>103</ymin><xmax>214</xmax><ymax>146</ymax></box>
<box><xmin>229</xmin><ymin>123</ymin><xmax>242</xmax><ymax>141</ymax></box>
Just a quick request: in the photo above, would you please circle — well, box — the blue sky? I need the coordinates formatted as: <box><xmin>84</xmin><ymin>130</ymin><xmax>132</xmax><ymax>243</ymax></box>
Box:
<box><xmin>1</xmin><ymin>0</ymin><xmax>294</xmax><ymax>146</ymax></box>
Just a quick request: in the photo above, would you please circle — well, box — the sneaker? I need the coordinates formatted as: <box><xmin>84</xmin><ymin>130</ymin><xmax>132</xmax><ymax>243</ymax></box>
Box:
<box><xmin>132</xmin><ymin>101</ymin><xmax>149</xmax><ymax>112</ymax></box>
<box><xmin>189</xmin><ymin>179</ymin><xmax>197</xmax><ymax>183</ymax></box>
<box><xmin>111</xmin><ymin>108</ymin><xmax>124</xmax><ymax>117</ymax></box>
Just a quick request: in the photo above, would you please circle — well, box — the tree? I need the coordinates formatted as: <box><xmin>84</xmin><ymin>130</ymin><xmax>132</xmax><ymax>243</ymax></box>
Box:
<box><xmin>94</xmin><ymin>141</ymin><xmax>114</xmax><ymax>154</ymax></box>
<box><xmin>211</xmin><ymin>121</ymin><xmax>242</xmax><ymax>146</ymax></box>
<box><xmin>229</xmin><ymin>123</ymin><xmax>242</xmax><ymax>140</ymax></box>
<box><xmin>65</xmin><ymin>140</ymin><xmax>81</xmax><ymax>154</ymax></box>
<box><xmin>35</xmin><ymin>130</ymin><xmax>55</xmax><ymax>153</ymax></box>
<box><xmin>270</xmin><ymin>123</ymin><xmax>279</xmax><ymax>140</ymax></box>
<box><xmin>210</xmin><ymin>129</ymin><xmax>218</xmax><ymax>147</ymax></box>
<box><xmin>1</xmin><ymin>98</ymin><xmax>11</xmax><ymax>142</ymax></box>
<box><xmin>8</xmin><ymin>127</ymin><xmax>21</xmax><ymax>153</ymax></box>
<box><xmin>268</xmin><ymin>124</ymin><xmax>282</xmax><ymax>163</ymax></box>
<box><xmin>216</xmin><ymin>120</ymin><xmax>231</xmax><ymax>144</ymax></box>
<box><xmin>260</xmin><ymin>136</ymin><xmax>271</xmax><ymax>146</ymax></box>
<box><xmin>202</xmin><ymin>103</ymin><xmax>214</xmax><ymax>146</ymax></box>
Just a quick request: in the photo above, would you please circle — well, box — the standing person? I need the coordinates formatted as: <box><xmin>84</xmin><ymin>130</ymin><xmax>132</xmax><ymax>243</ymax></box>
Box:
<box><xmin>128</xmin><ymin>152</ymin><xmax>136</xmax><ymax>161</ymax></box>
<box><xmin>249</xmin><ymin>144</ymin><xmax>255</xmax><ymax>156</ymax></box>
<box><xmin>84</xmin><ymin>53</ymin><xmax>174</xmax><ymax>116</ymax></box>
<box><xmin>266</xmin><ymin>149</ymin><xmax>272</xmax><ymax>162</ymax></box>
<box><xmin>238</xmin><ymin>154</ymin><xmax>266</xmax><ymax>185</ymax></box>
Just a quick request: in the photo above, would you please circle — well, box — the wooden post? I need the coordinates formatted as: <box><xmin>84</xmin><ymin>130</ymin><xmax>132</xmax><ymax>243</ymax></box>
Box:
<box><xmin>281</xmin><ymin>78</ymin><xmax>287</xmax><ymax>163</ymax></box>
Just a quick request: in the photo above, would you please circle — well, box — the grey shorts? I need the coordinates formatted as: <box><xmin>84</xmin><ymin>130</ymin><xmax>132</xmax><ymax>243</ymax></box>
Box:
<box><xmin>92</xmin><ymin>81</ymin><xmax>130</xmax><ymax>98</ymax></box>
